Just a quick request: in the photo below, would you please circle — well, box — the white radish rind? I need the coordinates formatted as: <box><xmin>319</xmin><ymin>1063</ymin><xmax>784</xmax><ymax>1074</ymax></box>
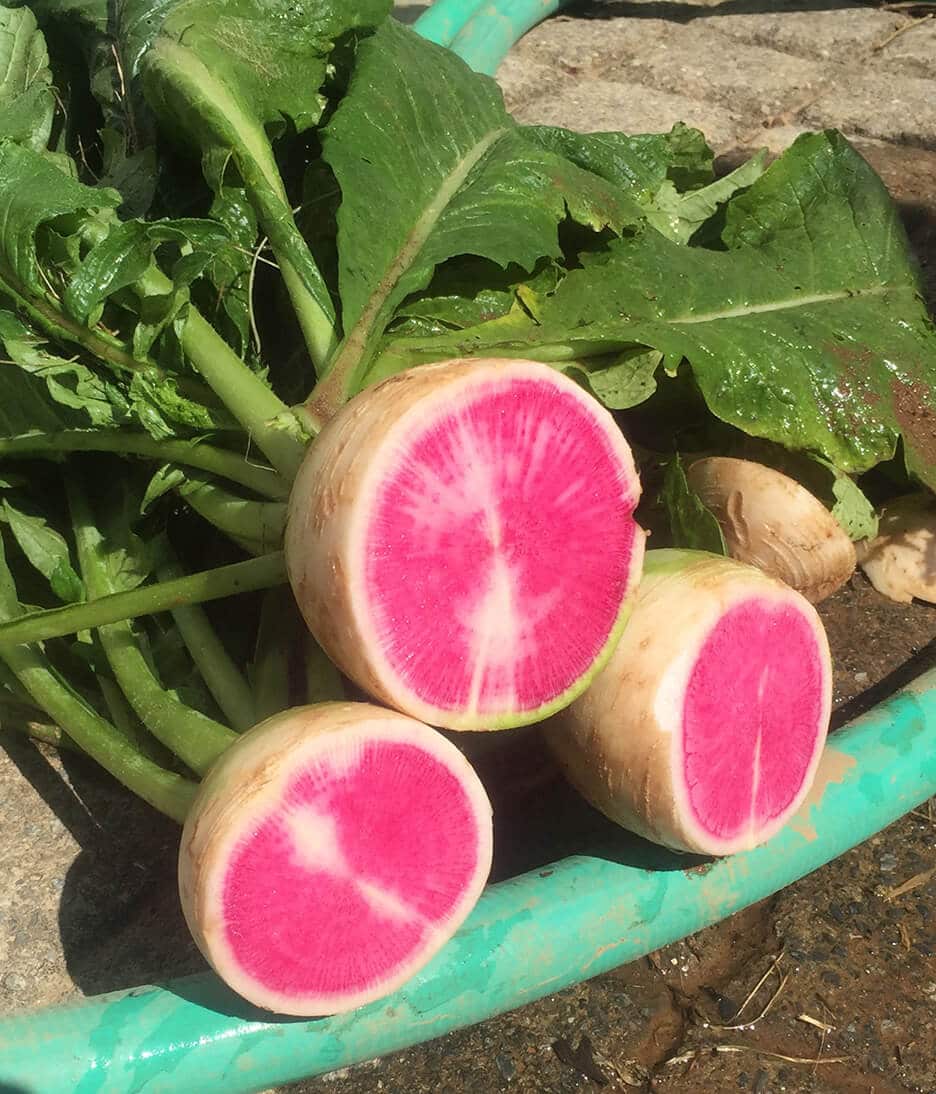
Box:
<box><xmin>286</xmin><ymin>359</ymin><xmax>644</xmax><ymax>731</ymax></box>
<box><xmin>179</xmin><ymin>702</ymin><xmax>493</xmax><ymax>1016</ymax></box>
<box><xmin>546</xmin><ymin>550</ymin><xmax>832</xmax><ymax>857</ymax></box>
<box><xmin>858</xmin><ymin>493</ymin><xmax>936</xmax><ymax>604</ymax></box>
<box><xmin>686</xmin><ymin>457</ymin><xmax>855</xmax><ymax>603</ymax></box>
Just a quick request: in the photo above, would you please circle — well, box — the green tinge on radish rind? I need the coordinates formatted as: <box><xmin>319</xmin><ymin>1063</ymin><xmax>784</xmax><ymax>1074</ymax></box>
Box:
<box><xmin>410</xmin><ymin>528</ymin><xmax>647</xmax><ymax>733</ymax></box>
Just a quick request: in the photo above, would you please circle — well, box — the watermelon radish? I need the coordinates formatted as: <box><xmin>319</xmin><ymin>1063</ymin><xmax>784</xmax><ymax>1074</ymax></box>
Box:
<box><xmin>285</xmin><ymin>359</ymin><xmax>645</xmax><ymax>731</ymax></box>
<box><xmin>179</xmin><ymin>702</ymin><xmax>493</xmax><ymax>1015</ymax></box>
<box><xmin>546</xmin><ymin>550</ymin><xmax>832</xmax><ymax>856</ymax></box>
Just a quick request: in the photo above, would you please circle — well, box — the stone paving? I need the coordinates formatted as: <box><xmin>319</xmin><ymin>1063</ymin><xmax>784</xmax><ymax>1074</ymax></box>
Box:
<box><xmin>497</xmin><ymin>0</ymin><xmax>936</xmax><ymax>154</ymax></box>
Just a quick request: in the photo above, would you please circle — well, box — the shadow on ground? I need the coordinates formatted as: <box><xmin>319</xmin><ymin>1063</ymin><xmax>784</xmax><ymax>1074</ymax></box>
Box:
<box><xmin>2</xmin><ymin>737</ymin><xmax>200</xmax><ymax>997</ymax></box>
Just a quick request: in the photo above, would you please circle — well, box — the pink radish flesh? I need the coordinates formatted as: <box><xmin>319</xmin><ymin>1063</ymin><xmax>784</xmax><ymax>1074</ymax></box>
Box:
<box><xmin>682</xmin><ymin>599</ymin><xmax>826</xmax><ymax>841</ymax></box>
<box><xmin>222</xmin><ymin>740</ymin><xmax>481</xmax><ymax>1000</ymax></box>
<box><xmin>365</xmin><ymin>375</ymin><xmax>640</xmax><ymax>717</ymax></box>
<box><xmin>180</xmin><ymin>705</ymin><xmax>493</xmax><ymax>1014</ymax></box>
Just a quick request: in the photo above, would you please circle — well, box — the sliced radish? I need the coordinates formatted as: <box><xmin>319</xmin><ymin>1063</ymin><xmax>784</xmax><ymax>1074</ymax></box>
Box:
<box><xmin>179</xmin><ymin>702</ymin><xmax>493</xmax><ymax>1015</ymax></box>
<box><xmin>286</xmin><ymin>359</ymin><xmax>644</xmax><ymax>730</ymax></box>
<box><xmin>546</xmin><ymin>550</ymin><xmax>832</xmax><ymax>856</ymax></box>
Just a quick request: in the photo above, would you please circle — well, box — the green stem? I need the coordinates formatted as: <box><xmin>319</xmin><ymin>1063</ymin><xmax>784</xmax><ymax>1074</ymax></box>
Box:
<box><xmin>0</xmin><ymin>540</ymin><xmax>196</xmax><ymax>822</ymax></box>
<box><xmin>0</xmin><ymin>431</ymin><xmax>289</xmax><ymax>500</ymax></box>
<box><xmin>143</xmin><ymin>38</ymin><xmax>339</xmax><ymax>374</ymax></box>
<box><xmin>0</xmin><ymin>714</ymin><xmax>82</xmax><ymax>754</ymax></box>
<box><xmin>0</xmin><ymin>271</ymin><xmax>156</xmax><ymax>377</ymax></box>
<box><xmin>97</xmin><ymin>674</ymin><xmax>175</xmax><ymax>767</ymax></box>
<box><xmin>0</xmin><ymin>552</ymin><xmax>288</xmax><ymax>650</ymax></box>
<box><xmin>250</xmin><ymin>586</ymin><xmax>296</xmax><ymax>721</ymax></box>
<box><xmin>180</xmin><ymin>309</ymin><xmax>308</xmax><ymax>481</ymax></box>
<box><xmin>68</xmin><ymin>481</ymin><xmax>237</xmax><ymax>775</ymax></box>
<box><xmin>157</xmin><ymin>556</ymin><xmax>257</xmax><ymax>732</ymax></box>
<box><xmin>177</xmin><ymin>475</ymin><xmax>287</xmax><ymax>555</ymax></box>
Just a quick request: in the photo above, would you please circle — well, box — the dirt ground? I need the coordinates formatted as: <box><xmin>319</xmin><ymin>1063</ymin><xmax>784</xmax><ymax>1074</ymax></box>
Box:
<box><xmin>2</xmin><ymin>2</ymin><xmax>936</xmax><ymax>1093</ymax></box>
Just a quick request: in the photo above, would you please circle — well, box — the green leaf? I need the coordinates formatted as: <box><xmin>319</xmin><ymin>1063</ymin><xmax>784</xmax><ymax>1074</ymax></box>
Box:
<box><xmin>1</xmin><ymin>497</ymin><xmax>84</xmax><ymax>602</ymax></box>
<box><xmin>0</xmin><ymin>7</ymin><xmax>55</xmax><ymax>150</ymax></box>
<box><xmin>93</xmin><ymin>477</ymin><xmax>166</xmax><ymax>593</ymax></box>
<box><xmin>660</xmin><ymin>457</ymin><xmax>727</xmax><ymax>554</ymax></box>
<box><xmin>542</xmin><ymin>132</ymin><xmax>936</xmax><ymax>486</ymax></box>
<box><xmin>564</xmin><ymin>348</ymin><xmax>662</xmax><ymax>410</ymax></box>
<box><xmin>323</xmin><ymin>18</ymin><xmax>642</xmax><ymax>390</ymax></box>
<box><xmin>809</xmin><ymin>458</ymin><xmax>880</xmax><ymax>541</ymax></box>
<box><xmin>139</xmin><ymin>462</ymin><xmax>184</xmax><ymax>513</ymax></box>
<box><xmin>97</xmin><ymin>128</ymin><xmax>158</xmax><ymax>218</ymax></box>
<box><xmin>127</xmin><ymin>370</ymin><xmax>233</xmax><ymax>439</ymax></box>
<box><xmin>396</xmin><ymin>258</ymin><xmax>561</xmax><ymax>331</ymax></box>
<box><xmin>640</xmin><ymin>151</ymin><xmax>767</xmax><ymax>244</ymax></box>
<box><xmin>146</xmin><ymin>0</ymin><xmax>389</xmax><ymax>140</ymax></box>
<box><xmin>139</xmin><ymin>0</ymin><xmax>389</xmax><ymax>365</ymax></box>
<box><xmin>63</xmin><ymin>216</ymin><xmax>233</xmax><ymax>325</ymax></box>
<box><xmin>0</xmin><ymin>140</ymin><xmax>120</xmax><ymax>295</ymax></box>
<box><xmin>830</xmin><ymin>471</ymin><xmax>878</xmax><ymax>541</ymax></box>
<box><xmin>0</xmin><ymin>309</ymin><xmax>128</xmax><ymax>429</ymax></box>
<box><xmin>525</xmin><ymin>122</ymin><xmax>714</xmax><ymax>199</ymax></box>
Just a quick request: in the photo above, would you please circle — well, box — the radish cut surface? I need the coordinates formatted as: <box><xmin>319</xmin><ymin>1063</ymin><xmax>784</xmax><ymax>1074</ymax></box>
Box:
<box><xmin>547</xmin><ymin>550</ymin><xmax>832</xmax><ymax>856</ymax></box>
<box><xmin>179</xmin><ymin>703</ymin><xmax>493</xmax><ymax>1016</ymax></box>
<box><xmin>681</xmin><ymin>599</ymin><xmax>827</xmax><ymax>843</ymax></box>
<box><xmin>286</xmin><ymin>359</ymin><xmax>644</xmax><ymax>730</ymax></box>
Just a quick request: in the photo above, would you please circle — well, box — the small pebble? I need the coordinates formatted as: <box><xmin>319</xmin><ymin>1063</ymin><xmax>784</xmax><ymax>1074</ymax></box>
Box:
<box><xmin>495</xmin><ymin>1053</ymin><xmax>516</xmax><ymax>1081</ymax></box>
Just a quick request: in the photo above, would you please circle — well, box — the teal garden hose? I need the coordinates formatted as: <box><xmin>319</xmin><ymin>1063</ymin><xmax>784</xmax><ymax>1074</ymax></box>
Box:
<box><xmin>1</xmin><ymin>670</ymin><xmax>934</xmax><ymax>1091</ymax></box>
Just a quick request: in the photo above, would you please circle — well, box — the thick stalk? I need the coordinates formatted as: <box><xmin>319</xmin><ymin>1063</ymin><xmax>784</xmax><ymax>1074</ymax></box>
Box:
<box><xmin>68</xmin><ymin>482</ymin><xmax>237</xmax><ymax>775</ymax></box>
<box><xmin>97</xmin><ymin>674</ymin><xmax>175</xmax><ymax>767</ymax></box>
<box><xmin>142</xmin><ymin>38</ymin><xmax>339</xmax><ymax>372</ymax></box>
<box><xmin>250</xmin><ymin>586</ymin><xmax>296</xmax><ymax>721</ymax></box>
<box><xmin>180</xmin><ymin>309</ymin><xmax>308</xmax><ymax>481</ymax></box>
<box><xmin>0</xmin><ymin>540</ymin><xmax>196</xmax><ymax>821</ymax></box>
<box><xmin>0</xmin><ymin>553</ymin><xmax>287</xmax><ymax>649</ymax></box>
<box><xmin>0</xmin><ymin>431</ymin><xmax>288</xmax><ymax>500</ymax></box>
<box><xmin>178</xmin><ymin>476</ymin><xmax>287</xmax><ymax>555</ymax></box>
<box><xmin>157</xmin><ymin>557</ymin><xmax>256</xmax><ymax>732</ymax></box>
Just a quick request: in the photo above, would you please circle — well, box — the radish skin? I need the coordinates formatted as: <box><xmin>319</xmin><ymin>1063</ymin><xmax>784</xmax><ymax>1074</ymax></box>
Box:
<box><xmin>285</xmin><ymin>359</ymin><xmax>644</xmax><ymax>731</ymax></box>
<box><xmin>858</xmin><ymin>493</ymin><xmax>936</xmax><ymax>604</ymax></box>
<box><xmin>686</xmin><ymin>457</ymin><xmax>855</xmax><ymax>603</ymax></box>
<box><xmin>179</xmin><ymin>701</ymin><xmax>493</xmax><ymax>1016</ymax></box>
<box><xmin>546</xmin><ymin>550</ymin><xmax>832</xmax><ymax>856</ymax></box>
